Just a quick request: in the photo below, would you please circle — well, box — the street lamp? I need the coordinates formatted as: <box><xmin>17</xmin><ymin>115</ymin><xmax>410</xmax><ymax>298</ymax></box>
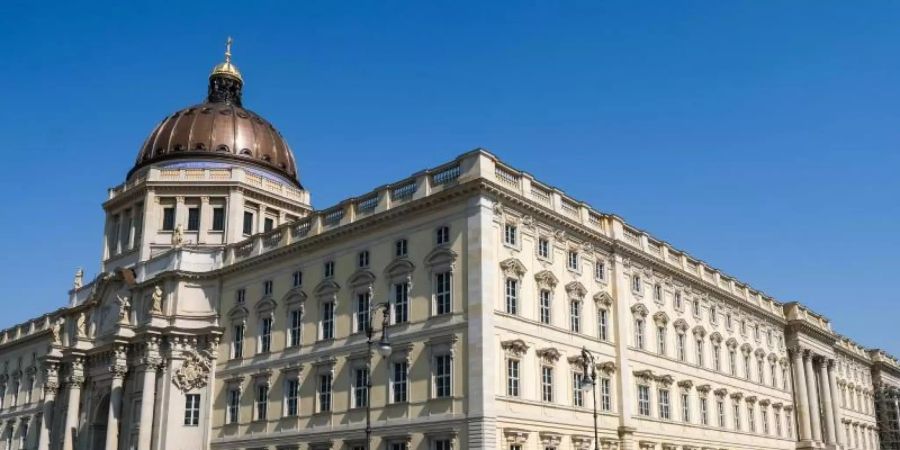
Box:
<box><xmin>580</xmin><ymin>346</ymin><xmax>600</xmax><ymax>450</ymax></box>
<box><xmin>365</xmin><ymin>287</ymin><xmax>391</xmax><ymax>450</ymax></box>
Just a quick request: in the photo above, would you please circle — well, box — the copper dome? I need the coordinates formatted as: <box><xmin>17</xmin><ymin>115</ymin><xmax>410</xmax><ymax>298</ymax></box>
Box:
<box><xmin>128</xmin><ymin>40</ymin><xmax>300</xmax><ymax>187</ymax></box>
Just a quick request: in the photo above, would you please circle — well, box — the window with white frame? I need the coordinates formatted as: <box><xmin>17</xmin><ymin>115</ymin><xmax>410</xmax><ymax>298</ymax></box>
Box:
<box><xmin>729</xmin><ymin>348</ymin><xmax>737</xmax><ymax>375</ymax></box>
<box><xmin>505</xmin><ymin>278</ymin><xmax>518</xmax><ymax>315</ymax></box>
<box><xmin>569</xmin><ymin>300</ymin><xmax>581</xmax><ymax>333</ymax></box>
<box><xmin>506</xmin><ymin>358</ymin><xmax>520</xmax><ymax>397</ymax></box>
<box><xmin>434</xmin><ymin>354</ymin><xmax>452</xmax><ymax>398</ymax></box>
<box><xmin>394</xmin><ymin>281</ymin><xmax>409</xmax><ymax>324</ymax></box>
<box><xmin>226</xmin><ymin>388</ymin><xmax>240</xmax><ymax>424</ymax></box>
<box><xmin>285</xmin><ymin>378</ymin><xmax>299</xmax><ymax>416</ymax></box>
<box><xmin>692</xmin><ymin>299</ymin><xmax>701</xmax><ymax>317</ymax></box>
<box><xmin>321</xmin><ymin>301</ymin><xmax>335</xmax><ymax>340</ymax></box>
<box><xmin>743</xmin><ymin>354</ymin><xmax>751</xmax><ymax>380</ymax></box>
<box><xmin>232</xmin><ymin>323</ymin><xmax>244</xmax><ymax>359</ymax></box>
<box><xmin>255</xmin><ymin>384</ymin><xmax>268</xmax><ymax>421</ymax></box>
<box><xmin>567</xmin><ymin>250</ymin><xmax>579</xmax><ymax>270</ymax></box>
<box><xmin>573</xmin><ymin>372</ymin><xmax>585</xmax><ymax>407</ymax></box>
<box><xmin>542</xmin><ymin>366</ymin><xmax>554</xmax><ymax>403</ymax></box>
<box><xmin>710</xmin><ymin>305</ymin><xmax>718</xmax><ymax>324</ymax></box>
<box><xmin>700</xmin><ymin>396</ymin><xmax>709</xmax><ymax>425</ymax></box>
<box><xmin>654</xmin><ymin>284</ymin><xmax>662</xmax><ymax>301</ymax></box>
<box><xmin>595</xmin><ymin>260</ymin><xmax>606</xmax><ymax>281</ymax></box>
<box><xmin>433</xmin><ymin>439</ymin><xmax>452</xmax><ymax>450</ymax></box>
<box><xmin>356</xmin><ymin>291</ymin><xmax>371</xmax><ymax>333</ymax></box>
<box><xmin>676</xmin><ymin>333</ymin><xmax>686</xmax><ymax>362</ymax></box>
<box><xmin>598</xmin><ymin>309</ymin><xmax>609</xmax><ymax>341</ymax></box>
<box><xmin>762</xmin><ymin>406</ymin><xmax>769</xmax><ymax>434</ymax></box>
<box><xmin>695</xmin><ymin>338</ymin><xmax>704</xmax><ymax>367</ymax></box>
<box><xmin>434</xmin><ymin>271</ymin><xmax>452</xmax><ymax>315</ymax></box>
<box><xmin>537</xmin><ymin>237</ymin><xmax>550</xmax><ymax>259</ymax></box>
<box><xmin>539</xmin><ymin>290</ymin><xmax>551</xmax><ymax>325</ymax></box>
<box><xmin>436</xmin><ymin>225</ymin><xmax>450</xmax><ymax>245</ymax></box>
<box><xmin>288</xmin><ymin>309</ymin><xmax>302</xmax><ymax>347</ymax></box>
<box><xmin>769</xmin><ymin>362</ymin><xmax>777</xmax><ymax>387</ymax></box>
<box><xmin>726</xmin><ymin>313</ymin><xmax>732</xmax><ymax>329</ymax></box>
<box><xmin>353</xmin><ymin>368</ymin><xmax>369</xmax><ymax>408</ymax></box>
<box><xmin>637</xmin><ymin>384</ymin><xmax>650</xmax><ymax>416</ymax></box>
<box><xmin>504</xmin><ymin>223</ymin><xmax>517</xmax><ymax>246</ymax></box>
<box><xmin>259</xmin><ymin>317</ymin><xmax>273</xmax><ymax>353</ymax></box>
<box><xmin>358</xmin><ymin>250</ymin><xmax>370</xmax><ymax>268</ymax></box>
<box><xmin>754</xmin><ymin>324</ymin><xmax>760</xmax><ymax>341</ymax></box>
<box><xmin>681</xmin><ymin>391</ymin><xmax>690</xmax><ymax>422</ymax></box>
<box><xmin>631</xmin><ymin>274</ymin><xmax>641</xmax><ymax>293</ymax></box>
<box><xmin>656</xmin><ymin>326</ymin><xmax>667</xmax><ymax>356</ymax></box>
<box><xmin>717</xmin><ymin>398</ymin><xmax>726</xmax><ymax>427</ymax></box>
<box><xmin>658</xmin><ymin>388</ymin><xmax>671</xmax><ymax>419</ymax></box>
<box><xmin>757</xmin><ymin>359</ymin><xmax>765</xmax><ymax>385</ymax></box>
<box><xmin>391</xmin><ymin>361</ymin><xmax>408</xmax><ymax>403</ymax></box>
<box><xmin>395</xmin><ymin>239</ymin><xmax>408</xmax><ymax>257</ymax></box>
<box><xmin>600</xmin><ymin>377</ymin><xmax>612</xmax><ymax>411</ymax></box>
<box><xmin>634</xmin><ymin>318</ymin><xmax>645</xmax><ymax>350</ymax></box>
<box><xmin>184</xmin><ymin>394</ymin><xmax>200</xmax><ymax>426</ymax></box>
<box><xmin>318</xmin><ymin>373</ymin><xmax>333</xmax><ymax>412</ymax></box>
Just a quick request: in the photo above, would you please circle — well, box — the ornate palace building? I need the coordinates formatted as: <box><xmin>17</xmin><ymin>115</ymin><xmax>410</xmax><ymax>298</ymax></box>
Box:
<box><xmin>1</xmin><ymin>42</ymin><xmax>898</xmax><ymax>450</ymax></box>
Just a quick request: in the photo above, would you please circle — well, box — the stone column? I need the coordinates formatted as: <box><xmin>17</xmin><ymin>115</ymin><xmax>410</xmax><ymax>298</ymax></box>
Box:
<box><xmin>826</xmin><ymin>361</ymin><xmax>844</xmax><ymax>447</ymax></box>
<box><xmin>105</xmin><ymin>363</ymin><xmax>127</xmax><ymax>450</ymax></box>
<box><xmin>38</xmin><ymin>385</ymin><xmax>57</xmax><ymax>450</ymax></box>
<box><xmin>804</xmin><ymin>351</ymin><xmax>823</xmax><ymax>443</ymax></box>
<box><xmin>63</xmin><ymin>360</ymin><xmax>84</xmax><ymax>450</ymax></box>
<box><xmin>137</xmin><ymin>350</ymin><xmax>162</xmax><ymax>450</ymax></box>
<box><xmin>817</xmin><ymin>358</ymin><xmax>836</xmax><ymax>445</ymax></box>
<box><xmin>792</xmin><ymin>348</ymin><xmax>813</xmax><ymax>441</ymax></box>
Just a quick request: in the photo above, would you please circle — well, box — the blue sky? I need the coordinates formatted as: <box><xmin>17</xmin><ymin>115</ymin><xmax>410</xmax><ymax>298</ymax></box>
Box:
<box><xmin>1</xmin><ymin>1</ymin><xmax>897</xmax><ymax>354</ymax></box>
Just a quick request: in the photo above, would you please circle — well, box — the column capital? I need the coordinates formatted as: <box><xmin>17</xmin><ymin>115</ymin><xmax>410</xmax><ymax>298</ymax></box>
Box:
<box><xmin>109</xmin><ymin>363</ymin><xmax>128</xmax><ymax>379</ymax></box>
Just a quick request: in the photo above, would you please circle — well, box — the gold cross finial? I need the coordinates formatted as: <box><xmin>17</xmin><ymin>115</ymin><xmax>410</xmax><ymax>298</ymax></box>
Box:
<box><xmin>225</xmin><ymin>36</ymin><xmax>233</xmax><ymax>63</ymax></box>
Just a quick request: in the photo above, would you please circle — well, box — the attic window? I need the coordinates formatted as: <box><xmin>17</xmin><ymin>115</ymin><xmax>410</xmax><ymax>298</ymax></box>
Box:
<box><xmin>217</xmin><ymin>145</ymin><xmax>230</xmax><ymax>152</ymax></box>
<box><xmin>240</xmin><ymin>148</ymin><xmax>252</xmax><ymax>156</ymax></box>
<box><xmin>194</xmin><ymin>143</ymin><xmax>207</xmax><ymax>151</ymax></box>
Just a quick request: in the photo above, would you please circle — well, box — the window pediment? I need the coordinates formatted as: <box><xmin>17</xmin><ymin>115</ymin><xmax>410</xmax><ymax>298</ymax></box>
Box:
<box><xmin>692</xmin><ymin>325</ymin><xmax>706</xmax><ymax>338</ymax></box>
<box><xmin>313</xmin><ymin>279</ymin><xmax>340</xmax><ymax>298</ymax></box>
<box><xmin>255</xmin><ymin>297</ymin><xmax>277</xmax><ymax>315</ymax></box>
<box><xmin>347</xmin><ymin>269</ymin><xmax>376</xmax><ymax>288</ymax></box>
<box><xmin>500</xmin><ymin>258</ymin><xmax>527</xmax><ymax>279</ymax></box>
<box><xmin>593</xmin><ymin>291</ymin><xmax>613</xmax><ymax>308</ymax></box>
<box><xmin>673</xmin><ymin>318</ymin><xmax>689</xmax><ymax>332</ymax></box>
<box><xmin>631</xmin><ymin>303</ymin><xmax>649</xmax><ymax>318</ymax></box>
<box><xmin>634</xmin><ymin>369</ymin><xmax>655</xmax><ymax>383</ymax></box>
<box><xmin>653</xmin><ymin>311</ymin><xmax>669</xmax><ymax>326</ymax></box>
<box><xmin>726</xmin><ymin>337</ymin><xmax>739</xmax><ymax>349</ymax></box>
<box><xmin>228</xmin><ymin>304</ymin><xmax>249</xmax><ymax>321</ymax></box>
<box><xmin>425</xmin><ymin>247</ymin><xmax>457</xmax><ymax>271</ymax></box>
<box><xmin>709</xmin><ymin>332</ymin><xmax>723</xmax><ymax>344</ymax></box>
<box><xmin>656</xmin><ymin>374</ymin><xmax>674</xmax><ymax>386</ymax></box>
<box><xmin>384</xmin><ymin>258</ymin><xmax>415</xmax><ymax>280</ymax></box>
<box><xmin>283</xmin><ymin>288</ymin><xmax>307</xmax><ymax>306</ymax></box>
<box><xmin>501</xmin><ymin>339</ymin><xmax>529</xmax><ymax>358</ymax></box>
<box><xmin>565</xmin><ymin>281</ymin><xmax>587</xmax><ymax>299</ymax></box>
<box><xmin>536</xmin><ymin>347</ymin><xmax>560</xmax><ymax>364</ymax></box>
<box><xmin>534</xmin><ymin>270</ymin><xmax>558</xmax><ymax>289</ymax></box>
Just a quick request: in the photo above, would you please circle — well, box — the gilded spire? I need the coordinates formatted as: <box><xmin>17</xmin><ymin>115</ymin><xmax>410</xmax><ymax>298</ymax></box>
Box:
<box><xmin>210</xmin><ymin>36</ymin><xmax>243</xmax><ymax>83</ymax></box>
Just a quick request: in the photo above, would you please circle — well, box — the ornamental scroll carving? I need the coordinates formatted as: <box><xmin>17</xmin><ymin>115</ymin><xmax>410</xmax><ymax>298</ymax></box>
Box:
<box><xmin>172</xmin><ymin>349</ymin><xmax>212</xmax><ymax>393</ymax></box>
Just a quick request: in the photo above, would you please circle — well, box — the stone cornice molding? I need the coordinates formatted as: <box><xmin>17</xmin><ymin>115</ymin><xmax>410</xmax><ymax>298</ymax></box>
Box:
<box><xmin>634</xmin><ymin>369</ymin><xmax>655</xmax><ymax>384</ymax></box>
<box><xmin>593</xmin><ymin>291</ymin><xmax>613</xmax><ymax>308</ymax></box>
<box><xmin>500</xmin><ymin>258</ymin><xmax>527</xmax><ymax>279</ymax></box>
<box><xmin>696</xmin><ymin>384</ymin><xmax>712</xmax><ymax>394</ymax></box>
<box><xmin>565</xmin><ymin>281</ymin><xmax>588</xmax><ymax>300</ymax></box>
<box><xmin>536</xmin><ymin>347</ymin><xmax>561</xmax><ymax>364</ymax></box>
<box><xmin>503</xmin><ymin>428</ymin><xmax>530</xmax><ymax>445</ymax></box>
<box><xmin>655</xmin><ymin>374</ymin><xmax>674</xmax><ymax>387</ymax></box>
<box><xmin>534</xmin><ymin>270</ymin><xmax>559</xmax><ymax>289</ymax></box>
<box><xmin>677</xmin><ymin>379</ymin><xmax>694</xmax><ymax>389</ymax></box>
<box><xmin>501</xmin><ymin>339</ymin><xmax>529</xmax><ymax>358</ymax></box>
<box><xmin>652</xmin><ymin>311</ymin><xmax>669</xmax><ymax>326</ymax></box>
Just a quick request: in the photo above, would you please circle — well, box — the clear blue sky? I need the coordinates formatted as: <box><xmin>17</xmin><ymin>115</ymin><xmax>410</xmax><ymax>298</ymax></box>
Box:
<box><xmin>1</xmin><ymin>1</ymin><xmax>897</xmax><ymax>354</ymax></box>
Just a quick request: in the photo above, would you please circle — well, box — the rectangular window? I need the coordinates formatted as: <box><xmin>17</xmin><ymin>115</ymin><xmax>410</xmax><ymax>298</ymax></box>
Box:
<box><xmin>757</xmin><ymin>359</ymin><xmax>765</xmax><ymax>384</ymax></box>
<box><xmin>674</xmin><ymin>291</ymin><xmax>682</xmax><ymax>309</ymax></box>
<box><xmin>762</xmin><ymin>407</ymin><xmax>769</xmax><ymax>434</ymax></box>
<box><xmin>395</xmin><ymin>239</ymin><xmax>408</xmax><ymax>257</ymax></box>
<box><xmin>700</xmin><ymin>397</ymin><xmax>709</xmax><ymax>425</ymax></box>
<box><xmin>717</xmin><ymin>399</ymin><xmax>726</xmax><ymax>427</ymax></box>
<box><xmin>542</xmin><ymin>366</ymin><xmax>554</xmax><ymax>403</ymax></box>
<box><xmin>263</xmin><ymin>280</ymin><xmax>273</xmax><ymax>296</ymax></box>
<box><xmin>162</xmin><ymin>207</ymin><xmax>175</xmax><ymax>231</ymax></box>
<box><xmin>595</xmin><ymin>260</ymin><xmax>606</xmax><ymax>280</ymax></box>
<box><xmin>657</xmin><ymin>326</ymin><xmax>666</xmax><ymax>355</ymax></box>
<box><xmin>227</xmin><ymin>389</ymin><xmax>240</xmax><ymax>424</ymax></box>
<box><xmin>507</xmin><ymin>359</ymin><xmax>520</xmax><ymax>397</ymax></box>
<box><xmin>681</xmin><ymin>392</ymin><xmax>690</xmax><ymax>422</ymax></box>
<box><xmin>288</xmin><ymin>309</ymin><xmax>302</xmax><ymax>347</ymax></box>
<box><xmin>637</xmin><ymin>385</ymin><xmax>650</xmax><ymax>416</ymax></box>
<box><xmin>285</xmin><ymin>379</ymin><xmax>299</xmax><ymax>416</ymax></box>
<box><xmin>212</xmin><ymin>207</ymin><xmax>225</xmax><ymax>231</ymax></box>
<box><xmin>242</xmin><ymin>211</ymin><xmax>254</xmax><ymax>235</ymax></box>
<box><xmin>392</xmin><ymin>361</ymin><xmax>408</xmax><ymax>403</ymax></box>
<box><xmin>696</xmin><ymin>339</ymin><xmax>704</xmax><ymax>367</ymax></box>
<box><xmin>324</xmin><ymin>261</ymin><xmax>334</xmax><ymax>278</ymax></box>
<box><xmin>654</xmin><ymin>284</ymin><xmax>663</xmax><ymax>301</ymax></box>
<box><xmin>232</xmin><ymin>324</ymin><xmax>244</xmax><ymax>359</ymax></box>
<box><xmin>677</xmin><ymin>334</ymin><xmax>686</xmax><ymax>361</ymax></box>
<box><xmin>357</xmin><ymin>291</ymin><xmax>371</xmax><ymax>333</ymax></box>
<box><xmin>567</xmin><ymin>250</ymin><xmax>579</xmax><ymax>270</ymax></box>
<box><xmin>292</xmin><ymin>270</ymin><xmax>303</xmax><ymax>287</ymax></box>
<box><xmin>538</xmin><ymin>237</ymin><xmax>550</xmax><ymax>259</ymax></box>
<box><xmin>236</xmin><ymin>288</ymin><xmax>246</xmax><ymax>304</ymax></box>
<box><xmin>600</xmin><ymin>377</ymin><xmax>612</xmax><ymax>411</ymax></box>
<box><xmin>733</xmin><ymin>403</ymin><xmax>741</xmax><ymax>429</ymax></box>
<box><xmin>436</xmin><ymin>226</ymin><xmax>450</xmax><ymax>245</ymax></box>
<box><xmin>434</xmin><ymin>440</ymin><xmax>452</xmax><ymax>450</ymax></box>
<box><xmin>434</xmin><ymin>354</ymin><xmax>452</xmax><ymax>398</ymax></box>
<box><xmin>748</xmin><ymin>405</ymin><xmax>756</xmax><ymax>432</ymax></box>
<box><xmin>729</xmin><ymin>349</ymin><xmax>737</xmax><ymax>375</ymax></box>
<box><xmin>256</xmin><ymin>385</ymin><xmax>268</xmax><ymax>420</ymax></box>
<box><xmin>539</xmin><ymin>290</ymin><xmax>551</xmax><ymax>324</ymax></box>
<box><xmin>353</xmin><ymin>368</ymin><xmax>369</xmax><ymax>408</ymax></box>
<box><xmin>187</xmin><ymin>207</ymin><xmax>200</xmax><ymax>231</ymax></box>
<box><xmin>263</xmin><ymin>217</ymin><xmax>274</xmax><ymax>232</ymax></box>
<box><xmin>504</xmin><ymin>223</ymin><xmax>517</xmax><ymax>246</ymax></box>
<box><xmin>786</xmin><ymin>410</ymin><xmax>793</xmax><ymax>437</ymax></box>
<box><xmin>184</xmin><ymin>394</ymin><xmax>200</xmax><ymax>426</ymax></box>
<box><xmin>598</xmin><ymin>309</ymin><xmax>609</xmax><ymax>341</ymax></box>
<box><xmin>318</xmin><ymin>374</ymin><xmax>332</xmax><ymax>412</ymax></box>
<box><xmin>358</xmin><ymin>250</ymin><xmax>370</xmax><ymax>268</ymax></box>
<box><xmin>505</xmin><ymin>278</ymin><xmax>518</xmax><ymax>315</ymax></box>
<box><xmin>259</xmin><ymin>317</ymin><xmax>272</xmax><ymax>353</ymax></box>
<box><xmin>713</xmin><ymin>346</ymin><xmax>722</xmax><ymax>371</ymax></box>
<box><xmin>390</xmin><ymin>443</ymin><xmax>408</xmax><ymax>450</ymax></box>
<box><xmin>632</xmin><ymin>275</ymin><xmax>642</xmax><ymax>293</ymax></box>
<box><xmin>659</xmin><ymin>388</ymin><xmax>670</xmax><ymax>419</ymax></box>
<box><xmin>321</xmin><ymin>302</ymin><xmax>335</xmax><ymax>340</ymax></box>
<box><xmin>394</xmin><ymin>282</ymin><xmax>409</xmax><ymax>324</ymax></box>
<box><xmin>434</xmin><ymin>271</ymin><xmax>452</xmax><ymax>315</ymax></box>
<box><xmin>573</xmin><ymin>372</ymin><xmax>585</xmax><ymax>407</ymax></box>
<box><xmin>635</xmin><ymin>319</ymin><xmax>645</xmax><ymax>349</ymax></box>
<box><xmin>775</xmin><ymin>410</ymin><xmax>782</xmax><ymax>437</ymax></box>
<box><xmin>569</xmin><ymin>300</ymin><xmax>581</xmax><ymax>333</ymax></box>
<box><xmin>744</xmin><ymin>355</ymin><xmax>751</xmax><ymax>380</ymax></box>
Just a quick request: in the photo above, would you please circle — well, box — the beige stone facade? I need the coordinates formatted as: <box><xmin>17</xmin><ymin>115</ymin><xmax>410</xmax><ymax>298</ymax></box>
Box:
<box><xmin>1</xmin><ymin>58</ymin><xmax>898</xmax><ymax>450</ymax></box>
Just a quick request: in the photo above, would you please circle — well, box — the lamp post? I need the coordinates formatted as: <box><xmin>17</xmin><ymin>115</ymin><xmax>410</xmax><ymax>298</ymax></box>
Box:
<box><xmin>580</xmin><ymin>346</ymin><xmax>600</xmax><ymax>450</ymax></box>
<box><xmin>365</xmin><ymin>287</ymin><xmax>392</xmax><ymax>450</ymax></box>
